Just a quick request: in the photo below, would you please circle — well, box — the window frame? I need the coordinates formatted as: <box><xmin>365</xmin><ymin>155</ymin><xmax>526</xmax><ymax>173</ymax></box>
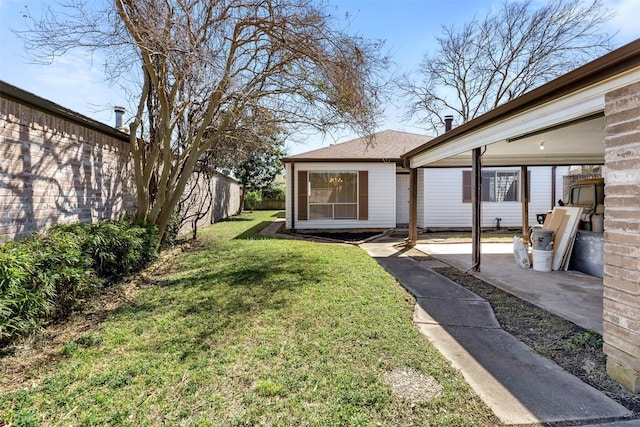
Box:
<box><xmin>307</xmin><ymin>171</ymin><xmax>359</xmax><ymax>220</ymax></box>
<box><xmin>462</xmin><ymin>169</ymin><xmax>527</xmax><ymax>203</ymax></box>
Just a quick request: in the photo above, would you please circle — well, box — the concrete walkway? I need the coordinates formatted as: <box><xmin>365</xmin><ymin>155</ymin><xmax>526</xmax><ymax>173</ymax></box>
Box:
<box><xmin>361</xmin><ymin>235</ymin><xmax>633</xmax><ymax>426</ymax></box>
<box><xmin>259</xmin><ymin>217</ymin><xmax>286</xmax><ymax>237</ymax></box>
<box><xmin>260</xmin><ymin>222</ymin><xmax>634</xmax><ymax>425</ymax></box>
<box><xmin>416</xmin><ymin>241</ymin><xmax>604</xmax><ymax>334</ymax></box>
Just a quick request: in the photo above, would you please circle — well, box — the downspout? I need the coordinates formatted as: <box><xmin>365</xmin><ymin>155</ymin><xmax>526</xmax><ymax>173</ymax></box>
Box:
<box><xmin>409</xmin><ymin>167</ymin><xmax>418</xmax><ymax>245</ymax></box>
<box><xmin>551</xmin><ymin>166</ymin><xmax>557</xmax><ymax>209</ymax></box>
<box><xmin>291</xmin><ymin>162</ymin><xmax>295</xmax><ymax>230</ymax></box>
<box><xmin>521</xmin><ymin>166</ymin><xmax>529</xmax><ymax>243</ymax></box>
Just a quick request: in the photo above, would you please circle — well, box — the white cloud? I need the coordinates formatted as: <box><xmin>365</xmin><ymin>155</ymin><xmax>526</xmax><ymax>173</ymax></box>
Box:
<box><xmin>603</xmin><ymin>0</ymin><xmax>640</xmax><ymax>44</ymax></box>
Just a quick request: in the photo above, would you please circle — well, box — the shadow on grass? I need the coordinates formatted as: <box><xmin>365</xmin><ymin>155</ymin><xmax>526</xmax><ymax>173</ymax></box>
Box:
<box><xmin>233</xmin><ymin>221</ymin><xmax>276</xmax><ymax>240</ymax></box>
<box><xmin>155</xmin><ymin>248</ymin><xmax>319</xmax><ymax>326</ymax></box>
<box><xmin>222</xmin><ymin>216</ymin><xmax>254</xmax><ymax>222</ymax></box>
<box><xmin>271</xmin><ymin>211</ymin><xmax>285</xmax><ymax>218</ymax></box>
<box><xmin>112</xmin><ymin>300</ymin><xmax>158</xmax><ymax>316</ymax></box>
<box><xmin>103</xmin><ymin>250</ymin><xmax>317</xmax><ymax>354</ymax></box>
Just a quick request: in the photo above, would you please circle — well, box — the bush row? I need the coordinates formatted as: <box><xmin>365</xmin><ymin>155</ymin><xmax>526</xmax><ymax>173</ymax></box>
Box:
<box><xmin>0</xmin><ymin>219</ymin><xmax>159</xmax><ymax>347</ymax></box>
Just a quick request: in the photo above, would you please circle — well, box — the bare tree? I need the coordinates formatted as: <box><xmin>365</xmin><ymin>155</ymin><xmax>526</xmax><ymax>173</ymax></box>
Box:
<box><xmin>21</xmin><ymin>0</ymin><xmax>388</xmax><ymax>240</ymax></box>
<box><xmin>402</xmin><ymin>0</ymin><xmax>614</xmax><ymax>134</ymax></box>
<box><xmin>175</xmin><ymin>166</ymin><xmax>218</xmax><ymax>242</ymax></box>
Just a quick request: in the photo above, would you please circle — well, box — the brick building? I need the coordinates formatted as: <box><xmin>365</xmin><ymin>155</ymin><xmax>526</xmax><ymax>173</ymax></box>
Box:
<box><xmin>0</xmin><ymin>81</ymin><xmax>136</xmax><ymax>242</ymax></box>
<box><xmin>0</xmin><ymin>81</ymin><xmax>241</xmax><ymax>242</ymax></box>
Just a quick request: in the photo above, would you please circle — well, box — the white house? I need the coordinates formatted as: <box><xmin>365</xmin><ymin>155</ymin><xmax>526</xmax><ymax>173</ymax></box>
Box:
<box><xmin>283</xmin><ymin>130</ymin><xmax>568</xmax><ymax>232</ymax></box>
<box><xmin>419</xmin><ymin>166</ymin><xmax>569</xmax><ymax>230</ymax></box>
<box><xmin>281</xmin><ymin>130</ymin><xmax>429</xmax><ymax>231</ymax></box>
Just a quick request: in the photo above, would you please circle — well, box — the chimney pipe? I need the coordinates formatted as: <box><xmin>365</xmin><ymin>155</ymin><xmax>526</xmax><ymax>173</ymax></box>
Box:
<box><xmin>444</xmin><ymin>115</ymin><xmax>454</xmax><ymax>132</ymax></box>
<box><xmin>114</xmin><ymin>106</ymin><xmax>125</xmax><ymax>130</ymax></box>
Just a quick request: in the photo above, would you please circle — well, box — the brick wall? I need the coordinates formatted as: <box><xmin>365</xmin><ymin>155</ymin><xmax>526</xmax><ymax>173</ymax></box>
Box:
<box><xmin>603</xmin><ymin>80</ymin><xmax>640</xmax><ymax>392</ymax></box>
<box><xmin>0</xmin><ymin>94</ymin><xmax>136</xmax><ymax>242</ymax></box>
<box><xmin>1</xmin><ymin>83</ymin><xmax>242</xmax><ymax>243</ymax></box>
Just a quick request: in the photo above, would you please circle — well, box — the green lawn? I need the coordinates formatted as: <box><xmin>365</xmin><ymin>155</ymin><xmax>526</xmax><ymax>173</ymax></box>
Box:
<box><xmin>1</xmin><ymin>211</ymin><xmax>496</xmax><ymax>426</ymax></box>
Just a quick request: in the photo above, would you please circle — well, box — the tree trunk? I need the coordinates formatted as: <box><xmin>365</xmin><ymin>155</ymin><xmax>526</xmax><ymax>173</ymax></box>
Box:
<box><xmin>237</xmin><ymin>186</ymin><xmax>247</xmax><ymax>216</ymax></box>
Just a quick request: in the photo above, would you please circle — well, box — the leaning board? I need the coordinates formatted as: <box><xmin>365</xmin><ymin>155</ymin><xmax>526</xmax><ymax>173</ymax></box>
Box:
<box><xmin>549</xmin><ymin>207</ymin><xmax>582</xmax><ymax>271</ymax></box>
<box><xmin>542</xmin><ymin>208</ymin><xmax>565</xmax><ymax>261</ymax></box>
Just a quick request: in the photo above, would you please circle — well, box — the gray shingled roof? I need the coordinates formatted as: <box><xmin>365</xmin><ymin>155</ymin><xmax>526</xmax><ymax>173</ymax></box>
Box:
<box><xmin>282</xmin><ymin>130</ymin><xmax>433</xmax><ymax>163</ymax></box>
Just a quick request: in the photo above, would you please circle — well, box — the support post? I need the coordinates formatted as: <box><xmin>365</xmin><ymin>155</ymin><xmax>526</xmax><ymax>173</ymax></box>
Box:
<box><xmin>521</xmin><ymin>166</ymin><xmax>529</xmax><ymax>243</ymax></box>
<box><xmin>551</xmin><ymin>166</ymin><xmax>557</xmax><ymax>210</ymax></box>
<box><xmin>290</xmin><ymin>162</ymin><xmax>295</xmax><ymax>230</ymax></box>
<box><xmin>471</xmin><ymin>148</ymin><xmax>482</xmax><ymax>272</ymax></box>
<box><xmin>408</xmin><ymin>167</ymin><xmax>418</xmax><ymax>245</ymax></box>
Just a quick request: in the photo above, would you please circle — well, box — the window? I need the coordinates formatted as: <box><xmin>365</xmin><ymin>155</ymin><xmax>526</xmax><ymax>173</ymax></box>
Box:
<box><xmin>462</xmin><ymin>170</ymin><xmax>523</xmax><ymax>203</ymax></box>
<box><xmin>308</xmin><ymin>172</ymin><xmax>358</xmax><ymax>219</ymax></box>
<box><xmin>483</xmin><ymin>170</ymin><xmax>519</xmax><ymax>202</ymax></box>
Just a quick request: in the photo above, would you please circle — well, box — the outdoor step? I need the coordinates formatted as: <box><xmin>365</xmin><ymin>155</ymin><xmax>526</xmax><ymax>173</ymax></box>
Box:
<box><xmin>371</xmin><ymin>254</ymin><xmax>485</xmax><ymax>300</ymax></box>
<box><xmin>414</xmin><ymin>299</ymin><xmax>501</xmax><ymax>328</ymax></box>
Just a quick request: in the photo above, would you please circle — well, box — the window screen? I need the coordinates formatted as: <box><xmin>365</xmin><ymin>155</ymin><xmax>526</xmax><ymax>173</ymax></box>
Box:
<box><xmin>308</xmin><ymin>172</ymin><xmax>358</xmax><ymax>219</ymax></box>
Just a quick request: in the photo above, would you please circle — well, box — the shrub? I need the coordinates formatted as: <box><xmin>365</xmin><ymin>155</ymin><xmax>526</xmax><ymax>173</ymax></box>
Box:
<box><xmin>53</xmin><ymin>219</ymin><xmax>159</xmax><ymax>283</ymax></box>
<box><xmin>245</xmin><ymin>190</ymin><xmax>263</xmax><ymax>211</ymax></box>
<box><xmin>0</xmin><ymin>245</ymin><xmax>53</xmax><ymax>344</ymax></box>
<box><xmin>261</xmin><ymin>185</ymin><xmax>285</xmax><ymax>201</ymax></box>
<box><xmin>0</xmin><ymin>230</ymin><xmax>99</xmax><ymax>345</ymax></box>
<box><xmin>28</xmin><ymin>229</ymin><xmax>101</xmax><ymax>320</ymax></box>
<box><xmin>0</xmin><ymin>219</ymin><xmax>159</xmax><ymax>346</ymax></box>
<box><xmin>162</xmin><ymin>213</ymin><xmax>182</xmax><ymax>248</ymax></box>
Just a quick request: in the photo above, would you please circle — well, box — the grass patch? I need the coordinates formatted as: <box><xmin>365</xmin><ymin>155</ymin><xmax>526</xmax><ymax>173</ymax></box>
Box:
<box><xmin>1</xmin><ymin>211</ymin><xmax>497</xmax><ymax>426</ymax></box>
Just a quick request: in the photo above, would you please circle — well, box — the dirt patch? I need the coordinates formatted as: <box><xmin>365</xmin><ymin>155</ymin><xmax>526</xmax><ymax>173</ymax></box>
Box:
<box><xmin>383</xmin><ymin>367</ymin><xmax>443</xmax><ymax>403</ymax></box>
<box><xmin>403</xmin><ymin>248</ymin><xmax>640</xmax><ymax>413</ymax></box>
<box><xmin>291</xmin><ymin>231</ymin><xmax>385</xmax><ymax>243</ymax></box>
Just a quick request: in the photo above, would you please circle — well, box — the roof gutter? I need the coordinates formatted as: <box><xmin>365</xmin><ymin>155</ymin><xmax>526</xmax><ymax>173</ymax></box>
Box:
<box><xmin>0</xmin><ymin>80</ymin><xmax>129</xmax><ymax>142</ymax></box>
<box><xmin>281</xmin><ymin>157</ymin><xmax>404</xmax><ymax>164</ymax></box>
<box><xmin>402</xmin><ymin>38</ymin><xmax>640</xmax><ymax>165</ymax></box>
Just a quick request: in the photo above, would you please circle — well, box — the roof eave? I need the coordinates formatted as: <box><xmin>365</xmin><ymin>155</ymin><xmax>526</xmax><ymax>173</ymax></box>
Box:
<box><xmin>402</xmin><ymin>38</ymin><xmax>640</xmax><ymax>162</ymax></box>
<box><xmin>281</xmin><ymin>157</ymin><xmax>403</xmax><ymax>163</ymax></box>
<box><xmin>0</xmin><ymin>80</ymin><xmax>129</xmax><ymax>142</ymax></box>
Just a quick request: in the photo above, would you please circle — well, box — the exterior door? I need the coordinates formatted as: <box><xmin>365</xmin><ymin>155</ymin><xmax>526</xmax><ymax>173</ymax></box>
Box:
<box><xmin>396</xmin><ymin>174</ymin><xmax>410</xmax><ymax>226</ymax></box>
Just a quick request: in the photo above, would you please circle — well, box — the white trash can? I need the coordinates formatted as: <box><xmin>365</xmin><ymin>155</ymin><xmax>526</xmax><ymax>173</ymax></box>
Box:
<box><xmin>532</xmin><ymin>249</ymin><xmax>553</xmax><ymax>272</ymax></box>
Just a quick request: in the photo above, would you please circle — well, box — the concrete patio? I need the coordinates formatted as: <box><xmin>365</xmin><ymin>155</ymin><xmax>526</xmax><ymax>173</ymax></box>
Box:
<box><xmin>413</xmin><ymin>240</ymin><xmax>604</xmax><ymax>334</ymax></box>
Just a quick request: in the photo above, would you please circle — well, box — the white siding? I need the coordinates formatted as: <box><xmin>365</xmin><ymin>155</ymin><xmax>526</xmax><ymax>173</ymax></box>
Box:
<box><xmin>525</xmin><ymin>167</ymin><xmax>555</xmax><ymax>226</ymax></box>
<box><xmin>423</xmin><ymin>167</ymin><xmax>567</xmax><ymax>228</ymax></box>
<box><xmin>396</xmin><ymin>174</ymin><xmax>410</xmax><ymax>224</ymax></box>
<box><xmin>417</xmin><ymin>169</ymin><xmax>425</xmax><ymax>228</ymax></box>
<box><xmin>424</xmin><ymin>168</ymin><xmax>469</xmax><ymax>227</ymax></box>
<box><xmin>285</xmin><ymin>163</ymin><xmax>293</xmax><ymax>229</ymax></box>
<box><xmin>555</xmin><ymin>166</ymin><xmax>571</xmax><ymax>202</ymax></box>
<box><xmin>286</xmin><ymin>162</ymin><xmax>396</xmax><ymax>230</ymax></box>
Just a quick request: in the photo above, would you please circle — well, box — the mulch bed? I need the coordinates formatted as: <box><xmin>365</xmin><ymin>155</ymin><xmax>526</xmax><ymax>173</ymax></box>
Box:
<box><xmin>292</xmin><ymin>231</ymin><xmax>385</xmax><ymax>243</ymax></box>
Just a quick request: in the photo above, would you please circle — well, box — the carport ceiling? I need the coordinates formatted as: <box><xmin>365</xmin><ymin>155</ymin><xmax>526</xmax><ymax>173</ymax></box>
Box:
<box><xmin>422</xmin><ymin>115</ymin><xmax>605</xmax><ymax>168</ymax></box>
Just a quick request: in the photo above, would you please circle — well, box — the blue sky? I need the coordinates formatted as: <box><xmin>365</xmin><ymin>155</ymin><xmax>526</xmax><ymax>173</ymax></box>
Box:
<box><xmin>1</xmin><ymin>0</ymin><xmax>639</xmax><ymax>155</ymax></box>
